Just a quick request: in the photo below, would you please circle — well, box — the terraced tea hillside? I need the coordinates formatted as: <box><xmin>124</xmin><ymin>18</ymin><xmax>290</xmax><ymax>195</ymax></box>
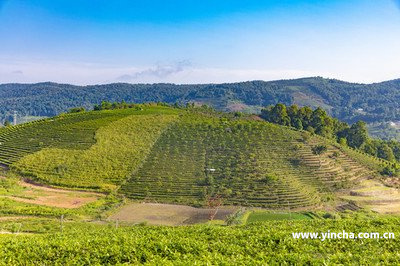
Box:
<box><xmin>0</xmin><ymin>106</ymin><xmax>179</xmax><ymax>189</ymax></box>
<box><xmin>0</xmin><ymin>108</ymin><xmax>162</xmax><ymax>166</ymax></box>
<box><xmin>297</xmin><ymin>140</ymin><xmax>376</xmax><ymax>188</ymax></box>
<box><xmin>120</xmin><ymin>115</ymin><xmax>376</xmax><ymax>209</ymax></box>
<box><xmin>0</xmin><ymin>106</ymin><xmax>384</xmax><ymax>210</ymax></box>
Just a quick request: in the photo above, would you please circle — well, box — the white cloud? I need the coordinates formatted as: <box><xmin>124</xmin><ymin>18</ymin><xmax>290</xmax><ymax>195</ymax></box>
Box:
<box><xmin>0</xmin><ymin>60</ymin><xmax>398</xmax><ymax>85</ymax></box>
<box><xmin>11</xmin><ymin>70</ymin><xmax>23</xmax><ymax>75</ymax></box>
<box><xmin>115</xmin><ymin>61</ymin><xmax>192</xmax><ymax>82</ymax></box>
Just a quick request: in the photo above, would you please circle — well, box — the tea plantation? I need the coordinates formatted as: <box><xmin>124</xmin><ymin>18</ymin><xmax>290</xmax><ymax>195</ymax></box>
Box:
<box><xmin>0</xmin><ymin>105</ymin><xmax>383</xmax><ymax>209</ymax></box>
<box><xmin>121</xmin><ymin>114</ymin><xmax>376</xmax><ymax>208</ymax></box>
<box><xmin>0</xmin><ymin>104</ymin><xmax>397</xmax><ymax>265</ymax></box>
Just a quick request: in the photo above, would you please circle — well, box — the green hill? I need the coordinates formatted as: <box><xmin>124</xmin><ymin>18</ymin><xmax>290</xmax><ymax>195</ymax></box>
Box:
<box><xmin>0</xmin><ymin>106</ymin><xmax>178</xmax><ymax>189</ymax></box>
<box><xmin>120</xmin><ymin>115</ymin><xmax>380</xmax><ymax>208</ymax></box>
<box><xmin>0</xmin><ymin>104</ymin><xmax>386</xmax><ymax>211</ymax></box>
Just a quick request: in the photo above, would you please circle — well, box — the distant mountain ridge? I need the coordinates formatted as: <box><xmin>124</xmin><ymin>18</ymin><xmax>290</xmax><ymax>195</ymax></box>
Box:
<box><xmin>1</xmin><ymin>77</ymin><xmax>400</xmax><ymax>126</ymax></box>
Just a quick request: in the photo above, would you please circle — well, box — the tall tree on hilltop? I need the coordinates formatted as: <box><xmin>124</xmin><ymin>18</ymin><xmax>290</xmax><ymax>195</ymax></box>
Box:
<box><xmin>261</xmin><ymin>103</ymin><xmax>290</xmax><ymax>126</ymax></box>
<box><xmin>310</xmin><ymin>107</ymin><xmax>333</xmax><ymax>137</ymax></box>
<box><xmin>298</xmin><ymin>106</ymin><xmax>313</xmax><ymax>129</ymax></box>
<box><xmin>377</xmin><ymin>143</ymin><xmax>396</xmax><ymax>162</ymax></box>
<box><xmin>345</xmin><ymin>121</ymin><xmax>368</xmax><ymax>148</ymax></box>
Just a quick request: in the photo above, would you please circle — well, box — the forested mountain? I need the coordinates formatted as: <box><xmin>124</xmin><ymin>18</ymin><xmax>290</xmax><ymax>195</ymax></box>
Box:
<box><xmin>1</xmin><ymin>77</ymin><xmax>400</xmax><ymax>128</ymax></box>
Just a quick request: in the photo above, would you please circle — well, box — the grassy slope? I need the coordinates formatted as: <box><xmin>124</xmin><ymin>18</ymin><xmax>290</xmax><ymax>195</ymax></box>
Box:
<box><xmin>0</xmin><ymin>172</ymin><xmax>119</xmax><ymax>218</ymax></box>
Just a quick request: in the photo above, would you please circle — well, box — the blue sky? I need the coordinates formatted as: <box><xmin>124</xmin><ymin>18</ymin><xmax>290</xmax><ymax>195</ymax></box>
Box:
<box><xmin>0</xmin><ymin>0</ymin><xmax>399</xmax><ymax>84</ymax></box>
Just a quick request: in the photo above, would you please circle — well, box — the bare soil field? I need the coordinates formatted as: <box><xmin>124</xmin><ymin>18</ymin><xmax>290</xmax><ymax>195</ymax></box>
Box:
<box><xmin>109</xmin><ymin>202</ymin><xmax>237</xmax><ymax>225</ymax></box>
<box><xmin>339</xmin><ymin>179</ymin><xmax>400</xmax><ymax>214</ymax></box>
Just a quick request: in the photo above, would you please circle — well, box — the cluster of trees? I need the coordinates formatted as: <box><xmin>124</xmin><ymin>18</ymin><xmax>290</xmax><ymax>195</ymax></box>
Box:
<box><xmin>363</xmin><ymin>139</ymin><xmax>400</xmax><ymax>163</ymax></box>
<box><xmin>68</xmin><ymin>107</ymin><xmax>85</xmax><ymax>113</ymax></box>
<box><xmin>93</xmin><ymin>101</ymin><xmax>142</xmax><ymax>111</ymax></box>
<box><xmin>261</xmin><ymin>104</ymin><xmax>400</xmax><ymax>166</ymax></box>
<box><xmin>92</xmin><ymin>100</ymin><xmax>217</xmax><ymax>113</ymax></box>
<box><xmin>261</xmin><ymin>103</ymin><xmax>359</xmax><ymax>141</ymax></box>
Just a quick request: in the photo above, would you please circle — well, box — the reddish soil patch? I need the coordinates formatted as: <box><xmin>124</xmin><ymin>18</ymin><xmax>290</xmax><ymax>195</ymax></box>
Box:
<box><xmin>3</xmin><ymin>180</ymin><xmax>102</xmax><ymax>209</ymax></box>
<box><xmin>227</xmin><ymin>103</ymin><xmax>248</xmax><ymax>112</ymax></box>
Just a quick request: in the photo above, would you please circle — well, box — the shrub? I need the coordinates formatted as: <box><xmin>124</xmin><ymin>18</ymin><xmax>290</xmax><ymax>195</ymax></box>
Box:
<box><xmin>301</xmin><ymin>132</ymin><xmax>310</xmax><ymax>143</ymax></box>
<box><xmin>68</xmin><ymin>107</ymin><xmax>85</xmax><ymax>113</ymax></box>
<box><xmin>380</xmin><ymin>165</ymin><xmax>398</xmax><ymax>177</ymax></box>
<box><xmin>312</xmin><ymin>145</ymin><xmax>328</xmax><ymax>155</ymax></box>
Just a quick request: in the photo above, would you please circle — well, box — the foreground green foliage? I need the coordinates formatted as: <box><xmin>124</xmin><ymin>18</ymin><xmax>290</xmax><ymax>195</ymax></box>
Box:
<box><xmin>246</xmin><ymin>211</ymin><xmax>313</xmax><ymax>222</ymax></box>
<box><xmin>1</xmin><ymin>218</ymin><xmax>400</xmax><ymax>264</ymax></box>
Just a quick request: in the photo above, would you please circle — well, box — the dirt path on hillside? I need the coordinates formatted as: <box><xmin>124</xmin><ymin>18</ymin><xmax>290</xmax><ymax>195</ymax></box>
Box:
<box><xmin>0</xmin><ymin>216</ymin><xmax>32</xmax><ymax>221</ymax></box>
<box><xmin>21</xmin><ymin>179</ymin><xmax>103</xmax><ymax>195</ymax></box>
<box><xmin>1</xmin><ymin>179</ymin><xmax>102</xmax><ymax>209</ymax></box>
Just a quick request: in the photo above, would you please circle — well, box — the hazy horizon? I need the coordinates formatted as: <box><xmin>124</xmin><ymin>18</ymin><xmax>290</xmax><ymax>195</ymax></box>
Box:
<box><xmin>1</xmin><ymin>75</ymin><xmax>399</xmax><ymax>87</ymax></box>
<box><xmin>1</xmin><ymin>0</ymin><xmax>400</xmax><ymax>85</ymax></box>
